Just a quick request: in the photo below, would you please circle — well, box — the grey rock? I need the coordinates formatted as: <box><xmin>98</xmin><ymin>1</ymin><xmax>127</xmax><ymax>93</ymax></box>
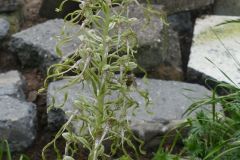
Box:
<box><xmin>139</xmin><ymin>0</ymin><xmax>214</xmax><ymax>14</ymax></box>
<box><xmin>47</xmin><ymin>78</ymin><xmax>213</xmax><ymax>149</ymax></box>
<box><xmin>128</xmin><ymin>79</ymin><xmax>213</xmax><ymax>149</ymax></box>
<box><xmin>0</xmin><ymin>70</ymin><xmax>25</xmax><ymax>99</ymax></box>
<box><xmin>109</xmin><ymin>4</ymin><xmax>182</xmax><ymax>79</ymax></box>
<box><xmin>188</xmin><ymin>15</ymin><xmax>240</xmax><ymax>85</ymax></box>
<box><xmin>0</xmin><ymin>18</ymin><xmax>9</xmax><ymax>40</ymax></box>
<box><xmin>168</xmin><ymin>12</ymin><xmax>194</xmax><ymax>75</ymax></box>
<box><xmin>0</xmin><ymin>0</ymin><xmax>22</xmax><ymax>12</ymax></box>
<box><xmin>47</xmin><ymin>79</ymin><xmax>93</xmax><ymax>130</ymax></box>
<box><xmin>48</xmin><ymin>108</ymin><xmax>68</xmax><ymax>131</ymax></box>
<box><xmin>39</xmin><ymin>0</ymin><xmax>214</xmax><ymax>19</ymax></box>
<box><xmin>168</xmin><ymin>12</ymin><xmax>193</xmax><ymax>34</ymax></box>
<box><xmin>9</xmin><ymin>19</ymin><xmax>80</xmax><ymax>71</ymax></box>
<box><xmin>214</xmin><ymin>0</ymin><xmax>240</xmax><ymax>16</ymax></box>
<box><xmin>0</xmin><ymin>96</ymin><xmax>36</xmax><ymax>151</ymax></box>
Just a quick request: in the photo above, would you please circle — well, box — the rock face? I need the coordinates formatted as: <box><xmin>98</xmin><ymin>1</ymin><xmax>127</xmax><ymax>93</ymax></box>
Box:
<box><xmin>0</xmin><ymin>70</ymin><xmax>37</xmax><ymax>151</ymax></box>
<box><xmin>139</xmin><ymin>0</ymin><xmax>214</xmax><ymax>14</ymax></box>
<box><xmin>214</xmin><ymin>0</ymin><xmax>240</xmax><ymax>16</ymax></box>
<box><xmin>0</xmin><ymin>96</ymin><xmax>36</xmax><ymax>151</ymax></box>
<box><xmin>9</xmin><ymin>19</ymin><xmax>80</xmax><ymax>70</ymax></box>
<box><xmin>168</xmin><ymin>12</ymin><xmax>194</xmax><ymax>75</ymax></box>
<box><xmin>168</xmin><ymin>12</ymin><xmax>193</xmax><ymax>34</ymax></box>
<box><xmin>0</xmin><ymin>0</ymin><xmax>22</xmax><ymax>12</ymax></box>
<box><xmin>47</xmin><ymin>78</ymin><xmax>212</xmax><ymax>149</ymax></box>
<box><xmin>39</xmin><ymin>0</ymin><xmax>80</xmax><ymax>19</ymax></box>
<box><xmin>188</xmin><ymin>15</ymin><xmax>240</xmax><ymax>85</ymax></box>
<box><xmin>111</xmin><ymin>4</ymin><xmax>183</xmax><ymax>80</ymax></box>
<box><xmin>0</xmin><ymin>70</ymin><xmax>25</xmax><ymax>99</ymax></box>
<box><xmin>0</xmin><ymin>18</ymin><xmax>9</xmax><ymax>40</ymax></box>
<box><xmin>39</xmin><ymin>0</ymin><xmax>214</xmax><ymax>19</ymax></box>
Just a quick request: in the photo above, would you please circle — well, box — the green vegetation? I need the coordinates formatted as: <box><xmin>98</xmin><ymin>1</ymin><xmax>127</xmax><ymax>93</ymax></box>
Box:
<box><xmin>0</xmin><ymin>140</ymin><xmax>29</xmax><ymax>160</ymax></box>
<box><xmin>153</xmin><ymin>82</ymin><xmax>240</xmax><ymax>160</ymax></box>
<box><xmin>2</xmin><ymin>1</ymin><xmax>240</xmax><ymax>160</ymax></box>
<box><xmin>40</xmin><ymin>2</ymin><xmax>240</xmax><ymax>160</ymax></box>
<box><xmin>41</xmin><ymin>0</ymin><xmax>159</xmax><ymax>160</ymax></box>
<box><xmin>153</xmin><ymin>20</ymin><xmax>240</xmax><ymax>160</ymax></box>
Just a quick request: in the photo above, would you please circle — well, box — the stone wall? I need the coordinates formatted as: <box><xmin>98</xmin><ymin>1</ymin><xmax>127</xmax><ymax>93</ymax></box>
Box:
<box><xmin>1</xmin><ymin>0</ymin><xmax>239</xmax><ymax>155</ymax></box>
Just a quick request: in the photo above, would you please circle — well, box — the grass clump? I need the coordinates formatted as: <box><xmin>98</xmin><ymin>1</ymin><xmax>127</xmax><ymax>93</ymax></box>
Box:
<box><xmin>0</xmin><ymin>140</ymin><xmax>29</xmax><ymax>160</ymax></box>
<box><xmin>153</xmin><ymin>19</ymin><xmax>240</xmax><ymax>160</ymax></box>
<box><xmin>153</xmin><ymin>83</ymin><xmax>240</xmax><ymax>160</ymax></box>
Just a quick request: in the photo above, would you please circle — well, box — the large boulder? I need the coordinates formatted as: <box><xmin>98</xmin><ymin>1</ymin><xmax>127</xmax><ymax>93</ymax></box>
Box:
<box><xmin>47</xmin><ymin>78</ymin><xmax>213</xmax><ymax>149</ymax></box>
<box><xmin>9</xmin><ymin>19</ymin><xmax>80</xmax><ymax>71</ymax></box>
<box><xmin>168</xmin><ymin>12</ymin><xmax>193</xmax><ymax>34</ymax></box>
<box><xmin>0</xmin><ymin>96</ymin><xmax>36</xmax><ymax>151</ymax></box>
<box><xmin>107</xmin><ymin>4</ymin><xmax>183</xmax><ymax>80</ymax></box>
<box><xmin>188</xmin><ymin>15</ymin><xmax>240</xmax><ymax>85</ymax></box>
<box><xmin>214</xmin><ymin>0</ymin><xmax>240</xmax><ymax>16</ymax></box>
<box><xmin>0</xmin><ymin>18</ymin><xmax>9</xmax><ymax>40</ymax></box>
<box><xmin>139</xmin><ymin>0</ymin><xmax>214</xmax><ymax>14</ymax></box>
<box><xmin>0</xmin><ymin>70</ymin><xmax>26</xmax><ymax>99</ymax></box>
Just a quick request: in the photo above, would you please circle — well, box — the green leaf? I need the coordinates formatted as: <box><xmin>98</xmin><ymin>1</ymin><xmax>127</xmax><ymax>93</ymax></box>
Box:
<box><xmin>19</xmin><ymin>155</ymin><xmax>30</xmax><ymax>160</ymax></box>
<box><xmin>76</xmin><ymin>137</ymin><xmax>91</xmax><ymax>150</ymax></box>
<box><xmin>63</xmin><ymin>156</ymin><xmax>75</xmax><ymax>160</ymax></box>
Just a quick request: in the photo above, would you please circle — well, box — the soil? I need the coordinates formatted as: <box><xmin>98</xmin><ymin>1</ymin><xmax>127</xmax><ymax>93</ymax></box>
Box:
<box><xmin>0</xmin><ymin>49</ymin><xmax>20</xmax><ymax>72</ymax></box>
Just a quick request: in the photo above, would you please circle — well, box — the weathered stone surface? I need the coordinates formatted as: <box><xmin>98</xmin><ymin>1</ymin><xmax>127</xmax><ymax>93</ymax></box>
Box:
<box><xmin>139</xmin><ymin>0</ymin><xmax>214</xmax><ymax>14</ymax></box>
<box><xmin>0</xmin><ymin>70</ymin><xmax>25</xmax><ymax>99</ymax></box>
<box><xmin>168</xmin><ymin>12</ymin><xmax>194</xmax><ymax>75</ymax></box>
<box><xmin>0</xmin><ymin>18</ymin><xmax>9</xmax><ymax>40</ymax></box>
<box><xmin>9</xmin><ymin>19</ymin><xmax>80</xmax><ymax>70</ymax></box>
<box><xmin>214</xmin><ymin>0</ymin><xmax>240</xmax><ymax>16</ymax></box>
<box><xmin>0</xmin><ymin>96</ymin><xmax>36</xmax><ymax>151</ymax></box>
<box><xmin>168</xmin><ymin>12</ymin><xmax>193</xmax><ymax>35</ymax></box>
<box><xmin>39</xmin><ymin>0</ymin><xmax>214</xmax><ymax>19</ymax></box>
<box><xmin>0</xmin><ymin>0</ymin><xmax>22</xmax><ymax>12</ymax></box>
<box><xmin>188</xmin><ymin>15</ymin><xmax>240</xmax><ymax>85</ymax></box>
<box><xmin>39</xmin><ymin>0</ymin><xmax>80</xmax><ymax>19</ymax></box>
<box><xmin>110</xmin><ymin>4</ymin><xmax>182</xmax><ymax>79</ymax></box>
<box><xmin>47</xmin><ymin>78</ymin><xmax>213</xmax><ymax>148</ymax></box>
